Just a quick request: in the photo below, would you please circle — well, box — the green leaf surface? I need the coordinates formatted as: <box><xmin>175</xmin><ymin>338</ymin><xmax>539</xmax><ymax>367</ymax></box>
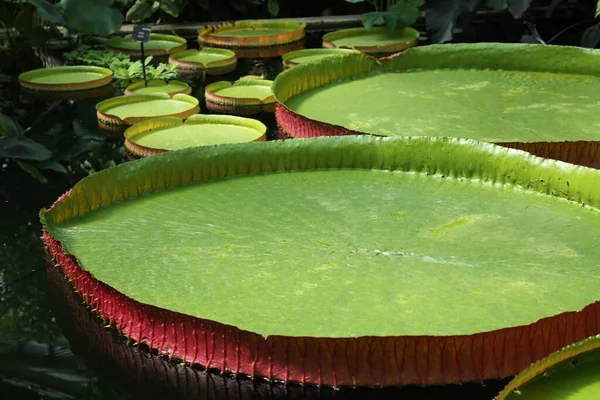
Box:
<box><xmin>28</xmin><ymin>0</ymin><xmax>67</xmax><ymax>26</ymax></box>
<box><xmin>125</xmin><ymin>114</ymin><xmax>266</xmax><ymax>152</ymax></box>
<box><xmin>43</xmin><ymin>136</ymin><xmax>600</xmax><ymax>338</ymax></box>
<box><xmin>277</xmin><ymin>44</ymin><xmax>600</xmax><ymax>143</ymax></box>
<box><xmin>362</xmin><ymin>12</ymin><xmax>385</xmax><ymax>30</ymax></box>
<box><xmin>60</xmin><ymin>0</ymin><xmax>124</xmax><ymax>36</ymax></box>
<box><xmin>126</xmin><ymin>0</ymin><xmax>153</xmax><ymax>21</ymax></box>
<box><xmin>159</xmin><ymin>0</ymin><xmax>179</xmax><ymax>17</ymax></box>
<box><xmin>498</xmin><ymin>335</ymin><xmax>600</xmax><ymax>399</ymax></box>
<box><xmin>322</xmin><ymin>26</ymin><xmax>419</xmax><ymax>49</ymax></box>
<box><xmin>18</xmin><ymin>66</ymin><xmax>113</xmax><ymax>85</ymax></box>
<box><xmin>0</xmin><ymin>137</ymin><xmax>51</xmax><ymax>161</ymax></box>
<box><xmin>267</xmin><ymin>0</ymin><xmax>279</xmax><ymax>17</ymax></box>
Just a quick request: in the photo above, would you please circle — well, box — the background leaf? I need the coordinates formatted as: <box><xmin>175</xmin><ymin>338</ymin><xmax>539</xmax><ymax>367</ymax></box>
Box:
<box><xmin>60</xmin><ymin>0</ymin><xmax>124</xmax><ymax>36</ymax></box>
<box><xmin>580</xmin><ymin>25</ymin><xmax>600</xmax><ymax>48</ymax></box>
<box><xmin>507</xmin><ymin>0</ymin><xmax>530</xmax><ymax>19</ymax></box>
<box><xmin>159</xmin><ymin>0</ymin><xmax>180</xmax><ymax>17</ymax></box>
<box><xmin>28</xmin><ymin>0</ymin><xmax>68</xmax><ymax>26</ymax></box>
<box><xmin>362</xmin><ymin>12</ymin><xmax>384</xmax><ymax>30</ymax></box>
<box><xmin>267</xmin><ymin>0</ymin><xmax>279</xmax><ymax>17</ymax></box>
<box><xmin>126</xmin><ymin>0</ymin><xmax>153</xmax><ymax>21</ymax></box>
<box><xmin>0</xmin><ymin>137</ymin><xmax>51</xmax><ymax>161</ymax></box>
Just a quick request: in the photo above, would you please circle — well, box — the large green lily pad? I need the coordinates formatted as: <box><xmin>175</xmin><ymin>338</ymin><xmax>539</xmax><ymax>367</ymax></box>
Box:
<box><xmin>205</xmin><ymin>79</ymin><xmax>275</xmax><ymax>115</ymax></box>
<box><xmin>322</xmin><ymin>27</ymin><xmax>419</xmax><ymax>55</ymax></box>
<box><xmin>198</xmin><ymin>20</ymin><xmax>305</xmax><ymax>48</ymax></box>
<box><xmin>124</xmin><ymin>79</ymin><xmax>191</xmax><ymax>96</ymax></box>
<box><xmin>41</xmin><ymin>136</ymin><xmax>600</xmax><ymax>387</ymax></box>
<box><xmin>497</xmin><ymin>335</ymin><xmax>600</xmax><ymax>400</ymax></box>
<box><xmin>96</xmin><ymin>93</ymin><xmax>200</xmax><ymax>128</ymax></box>
<box><xmin>274</xmin><ymin>43</ymin><xmax>600</xmax><ymax>167</ymax></box>
<box><xmin>282</xmin><ymin>48</ymin><xmax>359</xmax><ymax>69</ymax></box>
<box><xmin>105</xmin><ymin>34</ymin><xmax>187</xmax><ymax>56</ymax></box>
<box><xmin>19</xmin><ymin>66</ymin><xmax>113</xmax><ymax>92</ymax></box>
<box><xmin>124</xmin><ymin>114</ymin><xmax>266</xmax><ymax>157</ymax></box>
<box><xmin>168</xmin><ymin>48</ymin><xmax>237</xmax><ymax>75</ymax></box>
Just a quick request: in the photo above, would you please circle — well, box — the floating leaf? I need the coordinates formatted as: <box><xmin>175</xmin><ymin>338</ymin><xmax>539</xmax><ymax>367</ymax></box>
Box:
<box><xmin>198</xmin><ymin>20</ymin><xmax>305</xmax><ymax>48</ymax></box>
<box><xmin>321</xmin><ymin>26</ymin><xmax>419</xmax><ymax>54</ymax></box>
<box><xmin>41</xmin><ymin>135</ymin><xmax>600</xmax><ymax>387</ymax></box>
<box><xmin>274</xmin><ymin>43</ymin><xmax>600</xmax><ymax>168</ymax></box>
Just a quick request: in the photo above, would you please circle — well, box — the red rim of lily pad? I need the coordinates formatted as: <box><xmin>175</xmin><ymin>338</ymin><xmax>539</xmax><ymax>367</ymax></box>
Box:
<box><xmin>198</xmin><ymin>20</ymin><xmax>306</xmax><ymax>48</ymax></box>
<box><xmin>105</xmin><ymin>34</ymin><xmax>187</xmax><ymax>56</ymax></box>
<box><xmin>168</xmin><ymin>48</ymin><xmax>237</xmax><ymax>75</ymax></box>
<box><xmin>123</xmin><ymin>114</ymin><xmax>267</xmax><ymax>157</ymax></box>
<box><xmin>124</xmin><ymin>79</ymin><xmax>192</xmax><ymax>96</ymax></box>
<box><xmin>96</xmin><ymin>93</ymin><xmax>200</xmax><ymax>128</ymax></box>
<box><xmin>18</xmin><ymin>66</ymin><xmax>114</xmax><ymax>92</ymax></box>
<box><xmin>40</xmin><ymin>136</ymin><xmax>600</xmax><ymax>388</ymax></box>
<box><xmin>205</xmin><ymin>79</ymin><xmax>275</xmax><ymax>115</ymax></box>
<box><xmin>273</xmin><ymin>43</ymin><xmax>600</xmax><ymax>169</ymax></box>
<box><xmin>321</xmin><ymin>27</ymin><xmax>419</xmax><ymax>55</ymax></box>
<box><xmin>20</xmin><ymin>83</ymin><xmax>114</xmax><ymax>101</ymax></box>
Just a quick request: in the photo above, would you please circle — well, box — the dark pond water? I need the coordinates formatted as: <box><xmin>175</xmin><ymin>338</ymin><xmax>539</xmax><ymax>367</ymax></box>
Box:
<box><xmin>0</xmin><ymin>32</ymin><xmax>514</xmax><ymax>399</ymax></box>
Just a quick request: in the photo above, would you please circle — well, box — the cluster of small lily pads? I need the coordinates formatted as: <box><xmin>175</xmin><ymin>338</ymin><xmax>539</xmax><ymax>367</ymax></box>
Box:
<box><xmin>25</xmin><ymin>16</ymin><xmax>600</xmax><ymax>400</ymax></box>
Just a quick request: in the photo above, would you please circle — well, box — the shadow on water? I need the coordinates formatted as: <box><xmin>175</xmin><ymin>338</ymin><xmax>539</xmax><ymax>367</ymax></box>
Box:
<box><xmin>0</xmin><ymin>32</ymin><xmax>513</xmax><ymax>399</ymax></box>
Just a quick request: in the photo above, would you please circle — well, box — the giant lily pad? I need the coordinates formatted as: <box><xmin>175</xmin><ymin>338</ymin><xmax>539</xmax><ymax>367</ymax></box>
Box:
<box><xmin>124</xmin><ymin>114</ymin><xmax>266</xmax><ymax>157</ymax></box>
<box><xmin>168</xmin><ymin>48</ymin><xmax>237</xmax><ymax>75</ymax></box>
<box><xmin>496</xmin><ymin>335</ymin><xmax>600</xmax><ymax>399</ymax></box>
<box><xmin>42</xmin><ymin>136</ymin><xmax>600</xmax><ymax>387</ymax></box>
<box><xmin>198</xmin><ymin>20</ymin><xmax>305</xmax><ymax>48</ymax></box>
<box><xmin>96</xmin><ymin>93</ymin><xmax>199</xmax><ymax>128</ymax></box>
<box><xmin>282</xmin><ymin>48</ymin><xmax>359</xmax><ymax>69</ymax></box>
<box><xmin>205</xmin><ymin>79</ymin><xmax>275</xmax><ymax>115</ymax></box>
<box><xmin>105</xmin><ymin>34</ymin><xmax>187</xmax><ymax>56</ymax></box>
<box><xmin>274</xmin><ymin>43</ymin><xmax>600</xmax><ymax>168</ymax></box>
<box><xmin>124</xmin><ymin>79</ymin><xmax>191</xmax><ymax>96</ymax></box>
<box><xmin>322</xmin><ymin>27</ymin><xmax>419</xmax><ymax>55</ymax></box>
<box><xmin>18</xmin><ymin>66</ymin><xmax>113</xmax><ymax>92</ymax></box>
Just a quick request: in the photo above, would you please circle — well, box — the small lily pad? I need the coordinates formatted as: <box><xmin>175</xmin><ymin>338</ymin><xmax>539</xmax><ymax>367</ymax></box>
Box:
<box><xmin>124</xmin><ymin>114</ymin><xmax>266</xmax><ymax>157</ymax></box>
<box><xmin>322</xmin><ymin>27</ymin><xmax>419</xmax><ymax>55</ymax></box>
<box><xmin>205</xmin><ymin>79</ymin><xmax>275</xmax><ymax>115</ymax></box>
<box><xmin>96</xmin><ymin>93</ymin><xmax>200</xmax><ymax>129</ymax></box>
<box><xmin>168</xmin><ymin>48</ymin><xmax>237</xmax><ymax>75</ymax></box>
<box><xmin>18</xmin><ymin>66</ymin><xmax>113</xmax><ymax>92</ymax></box>
<box><xmin>124</xmin><ymin>80</ymin><xmax>191</xmax><ymax>96</ymax></box>
<box><xmin>105</xmin><ymin>34</ymin><xmax>187</xmax><ymax>56</ymax></box>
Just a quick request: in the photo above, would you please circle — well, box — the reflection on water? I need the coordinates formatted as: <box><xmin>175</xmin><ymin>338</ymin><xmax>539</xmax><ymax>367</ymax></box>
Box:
<box><xmin>0</xmin><ymin>35</ymin><xmax>508</xmax><ymax>398</ymax></box>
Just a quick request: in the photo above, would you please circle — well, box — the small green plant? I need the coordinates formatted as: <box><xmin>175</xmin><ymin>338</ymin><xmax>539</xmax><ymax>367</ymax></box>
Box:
<box><xmin>64</xmin><ymin>48</ymin><xmax>179</xmax><ymax>87</ymax></box>
<box><xmin>110</xmin><ymin>56</ymin><xmax>179</xmax><ymax>87</ymax></box>
<box><xmin>345</xmin><ymin>0</ymin><xmax>423</xmax><ymax>36</ymax></box>
<box><xmin>64</xmin><ymin>48</ymin><xmax>130</xmax><ymax>66</ymax></box>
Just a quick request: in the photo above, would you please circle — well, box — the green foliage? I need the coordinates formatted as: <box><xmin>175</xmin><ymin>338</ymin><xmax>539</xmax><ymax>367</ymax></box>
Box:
<box><xmin>28</xmin><ymin>0</ymin><xmax>124</xmax><ymax>36</ymax></box>
<box><xmin>63</xmin><ymin>48</ymin><xmax>130</xmax><ymax>67</ymax></box>
<box><xmin>64</xmin><ymin>48</ymin><xmax>179</xmax><ymax>87</ymax></box>
<box><xmin>362</xmin><ymin>1</ymin><xmax>424</xmax><ymax>36</ymax></box>
<box><xmin>110</xmin><ymin>56</ymin><xmax>179</xmax><ymax>87</ymax></box>
<box><xmin>125</xmin><ymin>0</ymin><xmax>183</xmax><ymax>21</ymax></box>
